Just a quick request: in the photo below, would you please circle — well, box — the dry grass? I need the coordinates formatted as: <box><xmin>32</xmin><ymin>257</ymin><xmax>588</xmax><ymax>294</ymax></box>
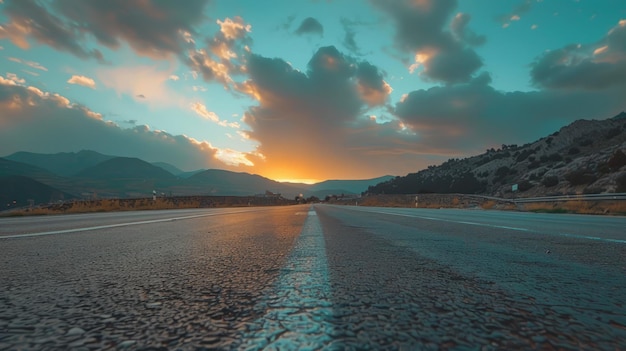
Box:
<box><xmin>523</xmin><ymin>200</ymin><xmax>626</xmax><ymax>215</ymax></box>
<box><xmin>10</xmin><ymin>198</ymin><xmax>203</xmax><ymax>216</ymax></box>
<box><xmin>481</xmin><ymin>200</ymin><xmax>496</xmax><ymax>210</ymax></box>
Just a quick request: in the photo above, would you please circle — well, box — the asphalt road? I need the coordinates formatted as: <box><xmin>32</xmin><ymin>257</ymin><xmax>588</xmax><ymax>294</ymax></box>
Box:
<box><xmin>1</xmin><ymin>205</ymin><xmax>625</xmax><ymax>350</ymax></box>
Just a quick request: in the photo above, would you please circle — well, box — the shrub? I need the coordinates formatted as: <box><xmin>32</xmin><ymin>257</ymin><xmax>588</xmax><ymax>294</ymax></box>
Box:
<box><xmin>583</xmin><ymin>187</ymin><xmax>605</xmax><ymax>194</ymax></box>
<box><xmin>565</xmin><ymin>169</ymin><xmax>597</xmax><ymax>186</ymax></box>
<box><xmin>568</xmin><ymin>147</ymin><xmax>580</xmax><ymax>155</ymax></box>
<box><xmin>617</xmin><ymin>174</ymin><xmax>626</xmax><ymax>193</ymax></box>
<box><xmin>606</xmin><ymin>127</ymin><xmax>622</xmax><ymax>139</ymax></box>
<box><xmin>518</xmin><ymin>180</ymin><xmax>533</xmax><ymax>192</ymax></box>
<box><xmin>608</xmin><ymin>149</ymin><xmax>626</xmax><ymax>171</ymax></box>
<box><xmin>597</xmin><ymin>163</ymin><xmax>611</xmax><ymax>174</ymax></box>
<box><xmin>516</xmin><ymin>149</ymin><xmax>535</xmax><ymax>162</ymax></box>
<box><xmin>548</xmin><ymin>153</ymin><xmax>563</xmax><ymax>162</ymax></box>
<box><xmin>542</xmin><ymin>176</ymin><xmax>559</xmax><ymax>187</ymax></box>
<box><xmin>495</xmin><ymin>166</ymin><xmax>509</xmax><ymax>179</ymax></box>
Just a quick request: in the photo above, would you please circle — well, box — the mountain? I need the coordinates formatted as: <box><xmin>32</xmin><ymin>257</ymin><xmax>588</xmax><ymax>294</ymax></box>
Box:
<box><xmin>0</xmin><ymin>157</ymin><xmax>73</xmax><ymax>192</ymax></box>
<box><xmin>152</xmin><ymin>162</ymin><xmax>184</xmax><ymax>176</ymax></box>
<box><xmin>71</xmin><ymin>157</ymin><xmax>177</xmax><ymax>198</ymax></box>
<box><xmin>0</xmin><ymin>175</ymin><xmax>74</xmax><ymax>208</ymax></box>
<box><xmin>366</xmin><ymin>112</ymin><xmax>626</xmax><ymax>197</ymax></box>
<box><xmin>180</xmin><ymin>169</ymin><xmax>303</xmax><ymax>197</ymax></box>
<box><xmin>5</xmin><ymin>150</ymin><xmax>114</xmax><ymax>176</ymax></box>
<box><xmin>76</xmin><ymin>157</ymin><xmax>176</xmax><ymax>180</ymax></box>
<box><xmin>152</xmin><ymin>162</ymin><xmax>206</xmax><ymax>179</ymax></box>
<box><xmin>307</xmin><ymin>176</ymin><xmax>395</xmax><ymax>194</ymax></box>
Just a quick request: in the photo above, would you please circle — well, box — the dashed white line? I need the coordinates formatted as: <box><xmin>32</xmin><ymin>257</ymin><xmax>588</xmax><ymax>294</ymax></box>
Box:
<box><xmin>349</xmin><ymin>207</ymin><xmax>626</xmax><ymax>244</ymax></box>
<box><xmin>0</xmin><ymin>209</ymin><xmax>262</xmax><ymax>239</ymax></box>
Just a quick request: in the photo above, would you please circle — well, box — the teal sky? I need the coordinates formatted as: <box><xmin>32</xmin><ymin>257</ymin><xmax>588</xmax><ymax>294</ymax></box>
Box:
<box><xmin>1</xmin><ymin>0</ymin><xmax>625</xmax><ymax>182</ymax></box>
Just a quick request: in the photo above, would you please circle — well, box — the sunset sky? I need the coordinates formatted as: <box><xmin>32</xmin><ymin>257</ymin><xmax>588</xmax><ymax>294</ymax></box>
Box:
<box><xmin>1</xmin><ymin>0</ymin><xmax>625</xmax><ymax>183</ymax></box>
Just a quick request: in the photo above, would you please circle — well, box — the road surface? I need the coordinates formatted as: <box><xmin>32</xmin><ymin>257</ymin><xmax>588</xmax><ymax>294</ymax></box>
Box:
<box><xmin>1</xmin><ymin>205</ymin><xmax>625</xmax><ymax>350</ymax></box>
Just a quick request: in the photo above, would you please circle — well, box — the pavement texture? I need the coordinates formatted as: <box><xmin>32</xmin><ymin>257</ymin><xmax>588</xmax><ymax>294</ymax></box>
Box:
<box><xmin>1</xmin><ymin>205</ymin><xmax>625</xmax><ymax>350</ymax></box>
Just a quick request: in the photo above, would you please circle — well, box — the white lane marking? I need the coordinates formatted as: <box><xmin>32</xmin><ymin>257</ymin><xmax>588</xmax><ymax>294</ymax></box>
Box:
<box><xmin>241</xmin><ymin>207</ymin><xmax>334</xmax><ymax>349</ymax></box>
<box><xmin>351</xmin><ymin>207</ymin><xmax>626</xmax><ymax>244</ymax></box>
<box><xmin>0</xmin><ymin>209</ymin><xmax>261</xmax><ymax>239</ymax></box>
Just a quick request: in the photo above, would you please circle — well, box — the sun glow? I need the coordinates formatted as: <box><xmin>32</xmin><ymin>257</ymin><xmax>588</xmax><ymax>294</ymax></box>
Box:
<box><xmin>274</xmin><ymin>178</ymin><xmax>321</xmax><ymax>185</ymax></box>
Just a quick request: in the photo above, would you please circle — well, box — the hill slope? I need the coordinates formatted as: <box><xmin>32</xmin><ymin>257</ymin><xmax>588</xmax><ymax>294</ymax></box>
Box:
<box><xmin>366</xmin><ymin>113</ymin><xmax>626</xmax><ymax>197</ymax></box>
<box><xmin>76</xmin><ymin>157</ymin><xmax>176</xmax><ymax>180</ymax></box>
<box><xmin>307</xmin><ymin>176</ymin><xmax>395</xmax><ymax>194</ymax></box>
<box><xmin>181</xmin><ymin>169</ymin><xmax>304</xmax><ymax>197</ymax></box>
<box><xmin>0</xmin><ymin>175</ymin><xmax>74</xmax><ymax>208</ymax></box>
<box><xmin>5</xmin><ymin>150</ymin><xmax>114</xmax><ymax>176</ymax></box>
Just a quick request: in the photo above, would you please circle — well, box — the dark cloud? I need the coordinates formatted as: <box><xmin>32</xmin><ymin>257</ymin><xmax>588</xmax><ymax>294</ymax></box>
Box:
<box><xmin>295</xmin><ymin>17</ymin><xmax>324</xmax><ymax>37</ymax></box>
<box><xmin>530</xmin><ymin>20</ymin><xmax>626</xmax><ymax>90</ymax></box>
<box><xmin>341</xmin><ymin>18</ymin><xmax>359</xmax><ymax>54</ymax></box>
<box><xmin>371</xmin><ymin>0</ymin><xmax>484</xmax><ymax>84</ymax></box>
<box><xmin>0</xmin><ymin>0</ymin><xmax>210</xmax><ymax>61</ymax></box>
<box><xmin>235</xmin><ymin>47</ymin><xmax>401</xmax><ymax>180</ymax></box>
<box><xmin>54</xmin><ymin>0</ymin><xmax>209</xmax><ymax>59</ymax></box>
<box><xmin>0</xmin><ymin>0</ymin><xmax>104</xmax><ymax>61</ymax></box>
<box><xmin>451</xmin><ymin>13</ymin><xmax>486</xmax><ymax>46</ymax></box>
<box><xmin>136</xmin><ymin>94</ymin><xmax>146</xmax><ymax>99</ymax></box>
<box><xmin>0</xmin><ymin>79</ymin><xmax>225</xmax><ymax>171</ymax></box>
<box><xmin>394</xmin><ymin>72</ymin><xmax>626</xmax><ymax>153</ymax></box>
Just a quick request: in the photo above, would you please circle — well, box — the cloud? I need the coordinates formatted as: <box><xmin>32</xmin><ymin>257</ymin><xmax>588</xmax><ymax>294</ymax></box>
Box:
<box><xmin>295</xmin><ymin>17</ymin><xmax>324</xmax><ymax>37</ymax></box>
<box><xmin>190</xmin><ymin>102</ymin><xmax>240</xmax><ymax>129</ymax></box>
<box><xmin>0</xmin><ymin>0</ymin><xmax>210</xmax><ymax>61</ymax></box>
<box><xmin>0</xmin><ymin>78</ymin><xmax>230</xmax><ymax>171</ymax></box>
<box><xmin>67</xmin><ymin>75</ymin><xmax>96</xmax><ymax>89</ymax></box>
<box><xmin>235</xmin><ymin>45</ymin><xmax>625</xmax><ymax>180</ymax></box>
<box><xmin>340</xmin><ymin>18</ymin><xmax>360</xmax><ymax>54</ymax></box>
<box><xmin>530</xmin><ymin>19</ymin><xmax>626</xmax><ymax>90</ymax></box>
<box><xmin>98</xmin><ymin>65</ymin><xmax>185</xmax><ymax>106</ymax></box>
<box><xmin>371</xmin><ymin>0</ymin><xmax>484</xmax><ymax>84</ymax></box>
<box><xmin>187</xmin><ymin>17</ymin><xmax>252</xmax><ymax>88</ymax></box>
<box><xmin>169</xmin><ymin>75</ymin><xmax>180</xmax><ymax>81</ymax></box>
<box><xmin>6</xmin><ymin>72</ymin><xmax>25</xmax><ymax>84</ymax></box>
<box><xmin>21</xmin><ymin>70</ymin><xmax>39</xmax><ymax>77</ymax></box>
<box><xmin>0</xmin><ymin>0</ymin><xmax>104</xmax><ymax>61</ymax></box>
<box><xmin>7</xmin><ymin>57</ymin><xmax>48</xmax><ymax>71</ymax></box>
<box><xmin>191</xmin><ymin>102</ymin><xmax>219</xmax><ymax>122</ymax></box>
<box><xmin>393</xmin><ymin>72</ymin><xmax>626</xmax><ymax>153</ymax></box>
<box><xmin>216</xmin><ymin>17</ymin><xmax>252</xmax><ymax>41</ymax></box>
<box><xmin>234</xmin><ymin>47</ymin><xmax>412</xmax><ymax>180</ymax></box>
<box><xmin>497</xmin><ymin>0</ymin><xmax>533</xmax><ymax>28</ymax></box>
<box><xmin>451</xmin><ymin>13</ymin><xmax>486</xmax><ymax>46</ymax></box>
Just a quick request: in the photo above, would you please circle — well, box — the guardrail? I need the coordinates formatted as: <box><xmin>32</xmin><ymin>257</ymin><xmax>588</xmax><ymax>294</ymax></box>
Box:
<box><xmin>510</xmin><ymin>193</ymin><xmax>626</xmax><ymax>203</ymax></box>
<box><xmin>459</xmin><ymin>193</ymin><xmax>626</xmax><ymax>203</ymax></box>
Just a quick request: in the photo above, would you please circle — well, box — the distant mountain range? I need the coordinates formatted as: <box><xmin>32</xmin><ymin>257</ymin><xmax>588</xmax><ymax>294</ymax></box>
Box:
<box><xmin>366</xmin><ymin>112</ymin><xmax>626</xmax><ymax>197</ymax></box>
<box><xmin>0</xmin><ymin>150</ymin><xmax>393</xmax><ymax>207</ymax></box>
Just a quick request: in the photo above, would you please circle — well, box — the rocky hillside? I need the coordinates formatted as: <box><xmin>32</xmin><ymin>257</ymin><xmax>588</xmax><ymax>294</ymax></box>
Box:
<box><xmin>366</xmin><ymin>112</ymin><xmax>626</xmax><ymax>198</ymax></box>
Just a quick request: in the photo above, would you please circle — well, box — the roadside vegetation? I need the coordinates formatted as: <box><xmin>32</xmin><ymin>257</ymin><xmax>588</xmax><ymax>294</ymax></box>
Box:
<box><xmin>327</xmin><ymin>194</ymin><xmax>626</xmax><ymax>216</ymax></box>
<box><xmin>3</xmin><ymin>196</ymin><xmax>295</xmax><ymax>216</ymax></box>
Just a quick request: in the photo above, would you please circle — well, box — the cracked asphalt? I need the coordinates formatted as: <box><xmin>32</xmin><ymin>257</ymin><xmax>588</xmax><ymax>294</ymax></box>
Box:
<box><xmin>1</xmin><ymin>205</ymin><xmax>625</xmax><ymax>350</ymax></box>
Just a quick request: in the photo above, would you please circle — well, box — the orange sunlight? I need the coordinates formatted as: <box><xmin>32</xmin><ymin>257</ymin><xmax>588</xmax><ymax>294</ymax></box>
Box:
<box><xmin>273</xmin><ymin>178</ymin><xmax>322</xmax><ymax>184</ymax></box>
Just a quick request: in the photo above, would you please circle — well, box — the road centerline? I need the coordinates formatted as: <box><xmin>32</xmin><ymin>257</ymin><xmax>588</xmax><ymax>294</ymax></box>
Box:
<box><xmin>239</xmin><ymin>206</ymin><xmax>334</xmax><ymax>349</ymax></box>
